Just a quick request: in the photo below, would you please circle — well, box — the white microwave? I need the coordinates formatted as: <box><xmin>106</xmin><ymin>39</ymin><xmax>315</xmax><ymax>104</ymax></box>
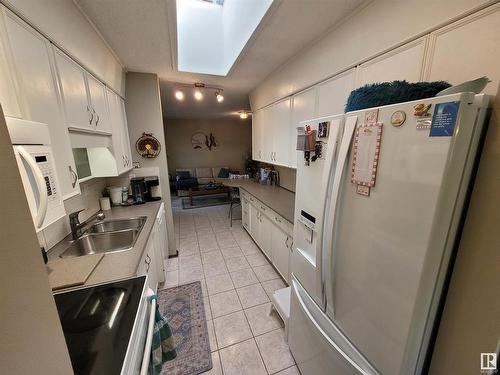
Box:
<box><xmin>6</xmin><ymin>117</ymin><xmax>65</xmax><ymax>231</ymax></box>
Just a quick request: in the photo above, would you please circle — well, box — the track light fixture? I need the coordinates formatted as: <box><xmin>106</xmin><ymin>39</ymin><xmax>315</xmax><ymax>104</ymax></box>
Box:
<box><xmin>173</xmin><ymin>82</ymin><xmax>225</xmax><ymax>104</ymax></box>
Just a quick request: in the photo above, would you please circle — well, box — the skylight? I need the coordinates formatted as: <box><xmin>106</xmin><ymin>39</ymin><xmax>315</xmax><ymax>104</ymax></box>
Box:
<box><xmin>176</xmin><ymin>0</ymin><xmax>273</xmax><ymax>76</ymax></box>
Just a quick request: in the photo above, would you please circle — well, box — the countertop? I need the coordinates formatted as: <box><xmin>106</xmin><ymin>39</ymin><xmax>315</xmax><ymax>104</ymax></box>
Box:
<box><xmin>217</xmin><ymin>179</ymin><xmax>295</xmax><ymax>223</ymax></box>
<box><xmin>47</xmin><ymin>201</ymin><xmax>162</xmax><ymax>290</ymax></box>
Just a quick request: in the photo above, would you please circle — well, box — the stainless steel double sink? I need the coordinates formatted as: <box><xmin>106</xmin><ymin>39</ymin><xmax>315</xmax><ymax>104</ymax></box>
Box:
<box><xmin>60</xmin><ymin>217</ymin><xmax>147</xmax><ymax>258</ymax></box>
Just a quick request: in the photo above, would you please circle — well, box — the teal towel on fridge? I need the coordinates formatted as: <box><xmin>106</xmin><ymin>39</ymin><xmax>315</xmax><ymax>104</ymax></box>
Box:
<box><xmin>149</xmin><ymin>295</ymin><xmax>177</xmax><ymax>375</ymax></box>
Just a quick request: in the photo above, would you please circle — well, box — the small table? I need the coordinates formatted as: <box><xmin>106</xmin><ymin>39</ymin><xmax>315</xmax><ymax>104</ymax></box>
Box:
<box><xmin>188</xmin><ymin>186</ymin><xmax>230</xmax><ymax>206</ymax></box>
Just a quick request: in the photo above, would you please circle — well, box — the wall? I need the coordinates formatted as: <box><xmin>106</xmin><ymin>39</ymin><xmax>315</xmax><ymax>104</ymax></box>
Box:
<box><xmin>125</xmin><ymin>72</ymin><xmax>176</xmax><ymax>256</ymax></box>
<box><xmin>249</xmin><ymin>1</ymin><xmax>500</xmax><ymax>373</ymax></box>
<box><xmin>0</xmin><ymin>106</ymin><xmax>74</xmax><ymax>374</ymax></box>
<box><xmin>275</xmin><ymin>165</ymin><xmax>296</xmax><ymax>192</ymax></box>
<box><xmin>165</xmin><ymin>118</ymin><xmax>252</xmax><ymax>174</ymax></box>
<box><xmin>2</xmin><ymin>0</ymin><xmax>124</xmax><ymax>94</ymax></box>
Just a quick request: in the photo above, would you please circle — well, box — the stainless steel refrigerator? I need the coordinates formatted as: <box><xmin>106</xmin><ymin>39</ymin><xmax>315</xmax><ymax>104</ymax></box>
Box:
<box><xmin>289</xmin><ymin>93</ymin><xmax>490</xmax><ymax>374</ymax></box>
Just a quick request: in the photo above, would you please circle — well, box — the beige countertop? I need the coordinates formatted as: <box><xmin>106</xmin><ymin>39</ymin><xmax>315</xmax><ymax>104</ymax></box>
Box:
<box><xmin>218</xmin><ymin>179</ymin><xmax>295</xmax><ymax>223</ymax></box>
<box><xmin>47</xmin><ymin>201</ymin><xmax>162</xmax><ymax>290</ymax></box>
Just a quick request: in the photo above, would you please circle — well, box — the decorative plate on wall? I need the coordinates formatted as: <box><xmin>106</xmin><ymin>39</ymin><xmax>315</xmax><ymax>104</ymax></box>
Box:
<box><xmin>191</xmin><ymin>132</ymin><xmax>217</xmax><ymax>151</ymax></box>
<box><xmin>136</xmin><ymin>132</ymin><xmax>161</xmax><ymax>158</ymax></box>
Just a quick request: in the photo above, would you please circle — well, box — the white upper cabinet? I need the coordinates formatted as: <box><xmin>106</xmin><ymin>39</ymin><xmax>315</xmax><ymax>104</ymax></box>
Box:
<box><xmin>317</xmin><ymin>69</ymin><xmax>356</xmax><ymax>117</ymax></box>
<box><xmin>0</xmin><ymin>9</ymin><xmax>21</xmax><ymax>118</ymax></box>
<box><xmin>356</xmin><ymin>37</ymin><xmax>427</xmax><ymax>87</ymax></box>
<box><xmin>54</xmin><ymin>48</ymin><xmax>92</xmax><ymax>131</ymax></box>
<box><xmin>252</xmin><ymin>109</ymin><xmax>264</xmax><ymax>161</ymax></box>
<box><xmin>2</xmin><ymin>9</ymin><xmax>80</xmax><ymax>198</ymax></box>
<box><xmin>261</xmin><ymin>105</ymin><xmax>274</xmax><ymax>164</ymax></box>
<box><xmin>108</xmin><ymin>87</ymin><xmax>132</xmax><ymax>174</ymax></box>
<box><xmin>271</xmin><ymin>98</ymin><xmax>291</xmax><ymax>166</ymax></box>
<box><xmin>87</xmin><ymin>74</ymin><xmax>111</xmax><ymax>133</ymax></box>
<box><xmin>290</xmin><ymin>87</ymin><xmax>318</xmax><ymax>169</ymax></box>
<box><xmin>424</xmin><ymin>4</ymin><xmax>500</xmax><ymax>95</ymax></box>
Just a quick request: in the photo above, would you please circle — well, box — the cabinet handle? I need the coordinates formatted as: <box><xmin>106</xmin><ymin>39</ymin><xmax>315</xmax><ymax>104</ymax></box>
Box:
<box><xmin>95</xmin><ymin>113</ymin><xmax>100</xmax><ymax>126</ymax></box>
<box><xmin>285</xmin><ymin>236</ymin><xmax>289</xmax><ymax>248</ymax></box>
<box><xmin>88</xmin><ymin>106</ymin><xmax>94</xmax><ymax>125</ymax></box>
<box><xmin>275</xmin><ymin>216</ymin><xmax>281</xmax><ymax>223</ymax></box>
<box><xmin>69</xmin><ymin>166</ymin><xmax>78</xmax><ymax>188</ymax></box>
<box><xmin>260</xmin><ymin>205</ymin><xmax>265</xmax><ymax>211</ymax></box>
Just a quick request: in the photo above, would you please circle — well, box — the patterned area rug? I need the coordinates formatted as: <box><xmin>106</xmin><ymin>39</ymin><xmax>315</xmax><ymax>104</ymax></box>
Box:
<box><xmin>181</xmin><ymin>195</ymin><xmax>230</xmax><ymax>209</ymax></box>
<box><xmin>157</xmin><ymin>281</ymin><xmax>212</xmax><ymax>375</ymax></box>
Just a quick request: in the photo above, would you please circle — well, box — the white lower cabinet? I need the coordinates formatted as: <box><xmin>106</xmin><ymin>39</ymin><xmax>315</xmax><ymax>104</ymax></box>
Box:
<box><xmin>137</xmin><ymin>206</ymin><xmax>168</xmax><ymax>291</ymax></box>
<box><xmin>271</xmin><ymin>225</ymin><xmax>292</xmax><ymax>282</ymax></box>
<box><xmin>243</xmin><ymin>189</ymin><xmax>293</xmax><ymax>283</ymax></box>
<box><xmin>137</xmin><ymin>237</ymin><xmax>158</xmax><ymax>292</ymax></box>
<box><xmin>242</xmin><ymin>196</ymin><xmax>250</xmax><ymax>231</ymax></box>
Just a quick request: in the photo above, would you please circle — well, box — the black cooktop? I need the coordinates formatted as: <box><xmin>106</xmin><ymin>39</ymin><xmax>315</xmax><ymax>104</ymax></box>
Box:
<box><xmin>54</xmin><ymin>276</ymin><xmax>146</xmax><ymax>375</ymax></box>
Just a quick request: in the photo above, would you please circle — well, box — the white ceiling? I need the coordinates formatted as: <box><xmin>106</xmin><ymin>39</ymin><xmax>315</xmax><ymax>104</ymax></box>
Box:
<box><xmin>76</xmin><ymin>0</ymin><xmax>366</xmax><ymax>119</ymax></box>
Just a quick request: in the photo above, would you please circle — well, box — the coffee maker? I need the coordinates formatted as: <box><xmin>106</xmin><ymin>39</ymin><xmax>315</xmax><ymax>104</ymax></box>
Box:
<box><xmin>144</xmin><ymin>176</ymin><xmax>161</xmax><ymax>201</ymax></box>
<box><xmin>130</xmin><ymin>177</ymin><xmax>146</xmax><ymax>204</ymax></box>
<box><xmin>130</xmin><ymin>176</ymin><xmax>161</xmax><ymax>204</ymax></box>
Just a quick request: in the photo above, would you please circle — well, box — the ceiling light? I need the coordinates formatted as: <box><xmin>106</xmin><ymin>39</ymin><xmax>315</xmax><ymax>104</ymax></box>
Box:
<box><xmin>239</xmin><ymin>111</ymin><xmax>249</xmax><ymax>119</ymax></box>
<box><xmin>216</xmin><ymin>92</ymin><xmax>224</xmax><ymax>103</ymax></box>
<box><xmin>175</xmin><ymin>90</ymin><xmax>184</xmax><ymax>101</ymax></box>
<box><xmin>194</xmin><ymin>89</ymin><xmax>203</xmax><ymax>101</ymax></box>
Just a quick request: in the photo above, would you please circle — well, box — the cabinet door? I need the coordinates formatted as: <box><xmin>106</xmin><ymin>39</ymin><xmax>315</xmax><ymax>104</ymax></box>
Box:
<box><xmin>152</xmin><ymin>220</ymin><xmax>166</xmax><ymax>284</ymax></box>
<box><xmin>260</xmin><ymin>213</ymin><xmax>272</xmax><ymax>260</ymax></box>
<box><xmin>0</xmin><ymin>8</ymin><xmax>21</xmax><ymax>118</ymax></box>
<box><xmin>252</xmin><ymin>109</ymin><xmax>263</xmax><ymax>161</ymax></box>
<box><xmin>271</xmin><ymin>226</ymin><xmax>291</xmax><ymax>282</ymax></box>
<box><xmin>54</xmin><ymin>48</ymin><xmax>91</xmax><ymax>130</ymax></box>
<box><xmin>261</xmin><ymin>105</ymin><xmax>274</xmax><ymax>163</ymax></box>
<box><xmin>249</xmin><ymin>203</ymin><xmax>260</xmax><ymax>245</ymax></box>
<box><xmin>119</xmin><ymin>97</ymin><xmax>133</xmax><ymax>169</ymax></box>
<box><xmin>317</xmin><ymin>69</ymin><xmax>355</xmax><ymax>118</ymax></box>
<box><xmin>271</xmin><ymin>97</ymin><xmax>291</xmax><ymax>166</ymax></box>
<box><xmin>4</xmin><ymin>11</ymin><xmax>80</xmax><ymax>198</ymax></box>
<box><xmin>290</xmin><ymin>87</ymin><xmax>317</xmax><ymax>168</ymax></box>
<box><xmin>107</xmin><ymin>88</ymin><xmax>127</xmax><ymax>173</ymax></box>
<box><xmin>146</xmin><ymin>240</ymin><xmax>158</xmax><ymax>292</ymax></box>
<box><xmin>356</xmin><ymin>37</ymin><xmax>427</xmax><ymax>87</ymax></box>
<box><xmin>425</xmin><ymin>5</ymin><xmax>500</xmax><ymax>95</ymax></box>
<box><xmin>242</xmin><ymin>197</ymin><xmax>250</xmax><ymax>231</ymax></box>
<box><xmin>87</xmin><ymin>74</ymin><xmax>111</xmax><ymax>133</ymax></box>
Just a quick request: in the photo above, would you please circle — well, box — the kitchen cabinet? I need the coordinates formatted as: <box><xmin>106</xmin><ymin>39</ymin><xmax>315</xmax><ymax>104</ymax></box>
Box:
<box><xmin>54</xmin><ymin>46</ymin><xmax>113</xmax><ymax>134</ymax></box>
<box><xmin>87</xmin><ymin>74</ymin><xmax>111</xmax><ymax>133</ymax></box>
<box><xmin>2</xmin><ymin>9</ymin><xmax>80</xmax><ymax>199</ymax></box>
<box><xmin>355</xmin><ymin>37</ymin><xmax>427</xmax><ymax>87</ymax></box>
<box><xmin>290</xmin><ymin>87</ymin><xmax>317</xmax><ymax>169</ymax></box>
<box><xmin>271</xmin><ymin>225</ymin><xmax>292</xmax><ymax>282</ymax></box>
<box><xmin>317</xmin><ymin>69</ymin><xmax>356</xmax><ymax>118</ymax></box>
<box><xmin>0</xmin><ymin>8</ymin><xmax>21</xmax><ymax>118</ymax></box>
<box><xmin>253</xmin><ymin>98</ymin><xmax>292</xmax><ymax>167</ymax></box>
<box><xmin>269</xmin><ymin>98</ymin><xmax>291</xmax><ymax>166</ymax></box>
<box><xmin>424</xmin><ymin>4</ymin><xmax>500</xmax><ymax>95</ymax></box>
<box><xmin>108</xmin><ymin>88</ymin><xmax>132</xmax><ymax>174</ymax></box>
<box><xmin>153</xmin><ymin>203</ymin><xmax>167</xmax><ymax>283</ymax></box>
<box><xmin>243</xmin><ymin>188</ymin><xmax>294</xmax><ymax>283</ymax></box>
<box><xmin>242</xmin><ymin>195</ymin><xmax>250</xmax><ymax>231</ymax></box>
<box><xmin>54</xmin><ymin>48</ymin><xmax>92</xmax><ymax>131</ymax></box>
<box><xmin>137</xmin><ymin>236</ymin><xmax>159</xmax><ymax>292</ymax></box>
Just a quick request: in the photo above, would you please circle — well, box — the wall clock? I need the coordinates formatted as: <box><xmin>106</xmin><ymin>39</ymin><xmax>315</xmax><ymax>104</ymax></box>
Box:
<box><xmin>136</xmin><ymin>132</ymin><xmax>161</xmax><ymax>158</ymax></box>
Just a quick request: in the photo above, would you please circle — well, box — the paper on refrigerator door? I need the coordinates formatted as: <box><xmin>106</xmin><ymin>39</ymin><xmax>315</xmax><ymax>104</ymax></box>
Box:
<box><xmin>351</xmin><ymin>122</ymin><xmax>383</xmax><ymax>187</ymax></box>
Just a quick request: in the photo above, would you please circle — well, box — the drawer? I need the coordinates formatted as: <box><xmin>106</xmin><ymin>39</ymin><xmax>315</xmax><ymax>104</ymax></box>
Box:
<box><xmin>271</xmin><ymin>212</ymin><xmax>293</xmax><ymax>236</ymax></box>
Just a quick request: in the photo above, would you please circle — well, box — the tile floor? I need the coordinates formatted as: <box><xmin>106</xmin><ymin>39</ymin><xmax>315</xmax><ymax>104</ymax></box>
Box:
<box><xmin>162</xmin><ymin>197</ymin><xmax>299</xmax><ymax>375</ymax></box>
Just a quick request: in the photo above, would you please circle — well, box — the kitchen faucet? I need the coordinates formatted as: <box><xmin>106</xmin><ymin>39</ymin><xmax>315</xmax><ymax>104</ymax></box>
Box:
<box><xmin>69</xmin><ymin>209</ymin><xmax>105</xmax><ymax>239</ymax></box>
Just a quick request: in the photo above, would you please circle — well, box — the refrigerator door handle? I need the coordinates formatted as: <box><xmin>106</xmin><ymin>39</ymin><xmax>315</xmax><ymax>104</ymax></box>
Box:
<box><xmin>317</xmin><ymin>119</ymin><xmax>342</xmax><ymax>310</ymax></box>
<box><xmin>17</xmin><ymin>146</ymin><xmax>48</xmax><ymax>229</ymax></box>
<box><xmin>321</xmin><ymin>115</ymin><xmax>358</xmax><ymax>316</ymax></box>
